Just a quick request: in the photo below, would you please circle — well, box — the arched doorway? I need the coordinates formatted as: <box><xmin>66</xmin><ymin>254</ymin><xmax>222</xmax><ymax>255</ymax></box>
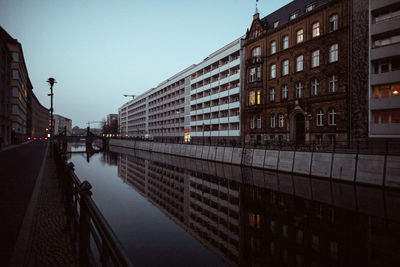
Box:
<box><xmin>295</xmin><ymin>114</ymin><xmax>305</xmax><ymax>145</ymax></box>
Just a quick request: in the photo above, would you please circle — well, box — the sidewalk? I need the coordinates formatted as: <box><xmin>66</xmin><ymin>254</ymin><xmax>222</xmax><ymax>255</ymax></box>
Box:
<box><xmin>1</xmin><ymin>142</ymin><xmax>76</xmax><ymax>266</ymax></box>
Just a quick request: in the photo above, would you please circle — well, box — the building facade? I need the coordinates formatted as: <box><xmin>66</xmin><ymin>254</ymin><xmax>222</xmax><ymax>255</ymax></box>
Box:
<box><xmin>118</xmin><ymin>39</ymin><xmax>243</xmax><ymax>143</ymax></box>
<box><xmin>0</xmin><ymin>27</ymin><xmax>11</xmax><ymax>146</ymax></box>
<box><xmin>242</xmin><ymin>0</ymin><xmax>349</xmax><ymax>146</ymax></box>
<box><xmin>54</xmin><ymin>114</ymin><xmax>72</xmax><ymax>135</ymax></box>
<box><xmin>368</xmin><ymin>0</ymin><xmax>400</xmax><ymax>138</ymax></box>
<box><xmin>29</xmin><ymin>91</ymin><xmax>49</xmax><ymax>138</ymax></box>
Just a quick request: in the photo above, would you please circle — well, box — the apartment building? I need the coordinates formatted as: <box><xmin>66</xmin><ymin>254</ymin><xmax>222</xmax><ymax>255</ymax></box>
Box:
<box><xmin>53</xmin><ymin>114</ymin><xmax>72</xmax><ymax>135</ymax></box>
<box><xmin>189</xmin><ymin>38</ymin><xmax>242</xmax><ymax>144</ymax></box>
<box><xmin>242</xmin><ymin>0</ymin><xmax>349</xmax><ymax>145</ymax></box>
<box><xmin>118</xmin><ymin>38</ymin><xmax>243</xmax><ymax>143</ymax></box>
<box><xmin>28</xmin><ymin>90</ymin><xmax>49</xmax><ymax>138</ymax></box>
<box><xmin>369</xmin><ymin>0</ymin><xmax>400</xmax><ymax>138</ymax></box>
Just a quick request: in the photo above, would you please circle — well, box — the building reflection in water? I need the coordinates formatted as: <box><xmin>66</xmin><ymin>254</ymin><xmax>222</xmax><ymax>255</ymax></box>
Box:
<box><xmin>112</xmin><ymin>146</ymin><xmax>400</xmax><ymax>267</ymax></box>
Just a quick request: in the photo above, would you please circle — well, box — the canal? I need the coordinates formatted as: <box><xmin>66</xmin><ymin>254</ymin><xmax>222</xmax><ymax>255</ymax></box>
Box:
<box><xmin>67</xmin><ymin>143</ymin><xmax>400</xmax><ymax>267</ymax></box>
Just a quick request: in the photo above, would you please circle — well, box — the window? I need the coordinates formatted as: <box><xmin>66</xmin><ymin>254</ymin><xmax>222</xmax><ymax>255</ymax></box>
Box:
<box><xmin>282</xmin><ymin>60</ymin><xmax>289</xmax><ymax>76</ymax></box>
<box><xmin>317</xmin><ymin>109</ymin><xmax>324</xmax><ymax>126</ymax></box>
<box><xmin>270</xmin><ymin>41</ymin><xmax>276</xmax><ymax>54</ymax></box>
<box><xmin>316</xmin><ymin>135</ymin><xmax>323</xmax><ymax>144</ymax></box>
<box><xmin>329</xmin><ymin>135</ymin><xmax>336</xmax><ymax>146</ymax></box>
<box><xmin>312</xmin><ymin>22</ymin><xmax>320</xmax><ymax>37</ymax></box>
<box><xmin>329</xmin><ymin>14</ymin><xmax>338</xmax><ymax>31</ymax></box>
<box><xmin>257</xmin><ymin>89</ymin><xmax>261</xmax><ymax>104</ymax></box>
<box><xmin>312</xmin><ymin>79</ymin><xmax>319</xmax><ymax>95</ymax></box>
<box><xmin>252</xmin><ymin>46</ymin><xmax>261</xmax><ymax>57</ymax></box>
<box><xmin>11</xmin><ymin>52</ymin><xmax>19</xmax><ymax>62</ymax></box>
<box><xmin>297</xmin><ymin>29</ymin><xmax>304</xmax><ymax>43</ymax></box>
<box><xmin>290</xmin><ymin>11</ymin><xmax>299</xmax><ymax>20</ymax></box>
<box><xmin>271</xmin><ymin>115</ymin><xmax>276</xmax><ymax>128</ymax></box>
<box><xmin>250</xmin><ymin>116</ymin><xmax>255</xmax><ymax>129</ymax></box>
<box><xmin>12</xmin><ymin>69</ymin><xmax>19</xmax><ymax>80</ymax></box>
<box><xmin>257</xmin><ymin>115</ymin><xmax>262</xmax><ymax>128</ymax></box>
<box><xmin>270</xmin><ymin>64</ymin><xmax>276</xmax><ymax>79</ymax></box>
<box><xmin>306</xmin><ymin>3</ymin><xmax>315</xmax><ymax>12</ymax></box>
<box><xmin>312</xmin><ymin>50</ymin><xmax>320</xmax><ymax>67</ymax></box>
<box><xmin>249</xmin><ymin>90</ymin><xmax>256</xmax><ymax>105</ymax></box>
<box><xmin>296</xmin><ymin>82</ymin><xmax>303</xmax><ymax>98</ymax></box>
<box><xmin>278</xmin><ymin>114</ymin><xmax>285</xmax><ymax>128</ymax></box>
<box><xmin>283</xmin><ymin>35</ymin><xmax>289</xmax><ymax>50</ymax></box>
<box><xmin>248</xmin><ymin>67</ymin><xmax>256</xmax><ymax>82</ymax></box>
<box><xmin>328</xmin><ymin>108</ymin><xmax>336</xmax><ymax>125</ymax></box>
<box><xmin>282</xmin><ymin>85</ymin><xmax>288</xmax><ymax>100</ymax></box>
<box><xmin>329</xmin><ymin>44</ymin><xmax>338</xmax><ymax>62</ymax></box>
<box><xmin>256</xmin><ymin>66</ymin><xmax>261</xmax><ymax>80</ymax></box>
<box><xmin>296</xmin><ymin>55</ymin><xmax>303</xmax><ymax>72</ymax></box>
<box><xmin>274</xmin><ymin>21</ymin><xmax>279</xmax><ymax>28</ymax></box>
<box><xmin>329</xmin><ymin>75</ymin><xmax>338</xmax><ymax>92</ymax></box>
<box><xmin>373</xmin><ymin>35</ymin><xmax>400</xmax><ymax>48</ymax></box>
<box><xmin>374</xmin><ymin>9</ymin><xmax>400</xmax><ymax>23</ymax></box>
<box><xmin>270</xmin><ymin>88</ymin><xmax>275</xmax><ymax>102</ymax></box>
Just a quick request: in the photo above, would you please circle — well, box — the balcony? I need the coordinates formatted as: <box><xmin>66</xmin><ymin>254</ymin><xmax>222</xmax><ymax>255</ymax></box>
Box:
<box><xmin>370</xmin><ymin>96</ymin><xmax>400</xmax><ymax>110</ymax></box>
<box><xmin>370</xmin><ymin>122</ymin><xmax>400</xmax><ymax>136</ymax></box>
<box><xmin>371</xmin><ymin>70</ymin><xmax>400</xmax><ymax>85</ymax></box>
<box><xmin>371</xmin><ymin>43</ymin><xmax>400</xmax><ymax>61</ymax></box>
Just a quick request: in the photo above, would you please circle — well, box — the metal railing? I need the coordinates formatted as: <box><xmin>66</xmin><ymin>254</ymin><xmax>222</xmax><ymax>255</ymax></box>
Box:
<box><xmin>54</xmin><ymin>143</ymin><xmax>134</xmax><ymax>267</ymax></box>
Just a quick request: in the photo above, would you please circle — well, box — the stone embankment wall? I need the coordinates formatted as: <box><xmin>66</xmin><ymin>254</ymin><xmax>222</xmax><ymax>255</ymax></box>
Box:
<box><xmin>109</xmin><ymin>139</ymin><xmax>400</xmax><ymax>189</ymax></box>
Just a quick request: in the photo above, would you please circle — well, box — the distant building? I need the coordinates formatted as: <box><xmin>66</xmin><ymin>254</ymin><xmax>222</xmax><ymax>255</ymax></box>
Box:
<box><xmin>54</xmin><ymin>114</ymin><xmax>72</xmax><ymax>135</ymax></box>
<box><xmin>368</xmin><ymin>0</ymin><xmax>400</xmax><ymax>138</ymax></box>
<box><xmin>106</xmin><ymin>114</ymin><xmax>118</xmax><ymax>127</ymax></box>
<box><xmin>105</xmin><ymin>114</ymin><xmax>118</xmax><ymax>135</ymax></box>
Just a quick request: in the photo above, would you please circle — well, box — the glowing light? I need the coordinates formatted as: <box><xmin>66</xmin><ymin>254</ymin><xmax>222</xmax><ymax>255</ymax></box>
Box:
<box><xmin>393</xmin><ymin>90</ymin><xmax>399</xmax><ymax>95</ymax></box>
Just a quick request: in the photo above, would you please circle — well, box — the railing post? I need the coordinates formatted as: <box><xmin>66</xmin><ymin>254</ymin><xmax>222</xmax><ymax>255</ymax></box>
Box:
<box><xmin>79</xmin><ymin>181</ymin><xmax>92</xmax><ymax>267</ymax></box>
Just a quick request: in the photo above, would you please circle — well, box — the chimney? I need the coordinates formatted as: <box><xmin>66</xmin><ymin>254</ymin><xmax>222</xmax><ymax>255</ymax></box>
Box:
<box><xmin>253</xmin><ymin>12</ymin><xmax>259</xmax><ymax>20</ymax></box>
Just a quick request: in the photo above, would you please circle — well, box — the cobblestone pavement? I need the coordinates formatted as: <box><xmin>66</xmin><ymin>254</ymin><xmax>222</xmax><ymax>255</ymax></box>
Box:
<box><xmin>3</xmin><ymin>142</ymin><xmax>77</xmax><ymax>266</ymax></box>
<box><xmin>24</xmin><ymin>149</ymin><xmax>77</xmax><ymax>266</ymax></box>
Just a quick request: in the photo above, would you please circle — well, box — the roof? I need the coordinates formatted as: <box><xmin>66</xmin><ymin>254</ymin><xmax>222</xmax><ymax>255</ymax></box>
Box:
<box><xmin>260</xmin><ymin>0</ymin><xmax>333</xmax><ymax>30</ymax></box>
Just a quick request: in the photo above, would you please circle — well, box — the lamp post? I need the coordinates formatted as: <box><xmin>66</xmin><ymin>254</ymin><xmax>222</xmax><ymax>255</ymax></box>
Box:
<box><xmin>123</xmin><ymin>94</ymin><xmax>136</xmax><ymax>137</ymax></box>
<box><xmin>47</xmin><ymin>78</ymin><xmax>56</xmax><ymax>143</ymax></box>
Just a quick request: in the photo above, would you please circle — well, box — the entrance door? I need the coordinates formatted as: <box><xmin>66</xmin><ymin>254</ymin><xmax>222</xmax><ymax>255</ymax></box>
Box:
<box><xmin>295</xmin><ymin>114</ymin><xmax>305</xmax><ymax>145</ymax></box>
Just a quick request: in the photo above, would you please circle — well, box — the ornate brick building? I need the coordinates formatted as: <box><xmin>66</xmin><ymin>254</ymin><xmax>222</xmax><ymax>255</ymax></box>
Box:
<box><xmin>242</xmin><ymin>0</ymin><xmax>349</xmax><ymax>146</ymax></box>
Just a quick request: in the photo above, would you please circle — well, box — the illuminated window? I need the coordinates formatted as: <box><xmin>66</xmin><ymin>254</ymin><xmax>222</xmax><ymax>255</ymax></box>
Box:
<box><xmin>271</xmin><ymin>41</ymin><xmax>276</xmax><ymax>54</ymax></box>
<box><xmin>249</xmin><ymin>90</ymin><xmax>256</xmax><ymax>105</ymax></box>
<box><xmin>381</xmin><ymin>112</ymin><xmax>389</xmax><ymax>123</ymax></box>
<box><xmin>392</xmin><ymin>84</ymin><xmax>400</xmax><ymax>96</ymax></box>
<box><xmin>279</xmin><ymin>114</ymin><xmax>285</xmax><ymax>128</ymax></box>
<box><xmin>297</xmin><ymin>29</ymin><xmax>304</xmax><ymax>43</ymax></box>
<box><xmin>312</xmin><ymin>22</ymin><xmax>320</xmax><ymax>37</ymax></box>
<box><xmin>257</xmin><ymin>90</ymin><xmax>261</xmax><ymax>104</ymax></box>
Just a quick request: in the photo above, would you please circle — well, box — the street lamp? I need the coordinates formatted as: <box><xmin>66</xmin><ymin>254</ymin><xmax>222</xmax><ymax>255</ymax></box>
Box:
<box><xmin>123</xmin><ymin>94</ymin><xmax>136</xmax><ymax>137</ymax></box>
<box><xmin>47</xmin><ymin>78</ymin><xmax>56</xmax><ymax>142</ymax></box>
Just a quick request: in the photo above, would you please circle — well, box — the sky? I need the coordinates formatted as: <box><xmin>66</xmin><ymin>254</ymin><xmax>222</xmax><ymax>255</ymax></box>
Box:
<box><xmin>0</xmin><ymin>0</ymin><xmax>291</xmax><ymax>128</ymax></box>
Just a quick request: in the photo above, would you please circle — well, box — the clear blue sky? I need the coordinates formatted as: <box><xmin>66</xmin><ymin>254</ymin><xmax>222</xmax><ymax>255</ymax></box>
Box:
<box><xmin>0</xmin><ymin>0</ymin><xmax>291</xmax><ymax>127</ymax></box>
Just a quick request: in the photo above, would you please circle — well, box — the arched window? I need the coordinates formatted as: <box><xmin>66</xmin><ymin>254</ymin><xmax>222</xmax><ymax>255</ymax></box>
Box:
<box><xmin>328</xmin><ymin>108</ymin><xmax>336</xmax><ymax>125</ymax></box>
<box><xmin>312</xmin><ymin>22</ymin><xmax>320</xmax><ymax>37</ymax></box>
<box><xmin>316</xmin><ymin>109</ymin><xmax>324</xmax><ymax>126</ymax></box>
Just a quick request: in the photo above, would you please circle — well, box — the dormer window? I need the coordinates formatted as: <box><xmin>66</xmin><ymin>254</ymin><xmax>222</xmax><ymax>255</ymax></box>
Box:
<box><xmin>290</xmin><ymin>11</ymin><xmax>299</xmax><ymax>20</ymax></box>
<box><xmin>274</xmin><ymin>21</ymin><xmax>279</xmax><ymax>28</ymax></box>
<box><xmin>306</xmin><ymin>3</ymin><xmax>315</xmax><ymax>12</ymax></box>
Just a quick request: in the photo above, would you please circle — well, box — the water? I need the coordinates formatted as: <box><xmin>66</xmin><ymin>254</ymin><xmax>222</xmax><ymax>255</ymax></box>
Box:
<box><xmin>68</xmin><ymin>144</ymin><xmax>400</xmax><ymax>267</ymax></box>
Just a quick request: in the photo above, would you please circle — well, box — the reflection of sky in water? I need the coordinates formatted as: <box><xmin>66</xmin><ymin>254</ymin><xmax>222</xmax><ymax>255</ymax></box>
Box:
<box><xmin>69</xmin><ymin>152</ymin><xmax>226</xmax><ymax>267</ymax></box>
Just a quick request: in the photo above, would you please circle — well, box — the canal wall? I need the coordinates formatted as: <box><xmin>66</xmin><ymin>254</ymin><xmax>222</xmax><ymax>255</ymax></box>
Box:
<box><xmin>109</xmin><ymin>139</ymin><xmax>400</xmax><ymax>189</ymax></box>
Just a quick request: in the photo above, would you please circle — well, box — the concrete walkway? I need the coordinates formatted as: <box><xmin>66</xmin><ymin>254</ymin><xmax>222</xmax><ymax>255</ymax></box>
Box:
<box><xmin>0</xmin><ymin>141</ymin><xmax>76</xmax><ymax>266</ymax></box>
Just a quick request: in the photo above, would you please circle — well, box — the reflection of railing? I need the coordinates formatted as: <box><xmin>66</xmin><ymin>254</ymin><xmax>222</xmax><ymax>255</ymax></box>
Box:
<box><xmin>54</xmin><ymin>144</ymin><xmax>134</xmax><ymax>267</ymax></box>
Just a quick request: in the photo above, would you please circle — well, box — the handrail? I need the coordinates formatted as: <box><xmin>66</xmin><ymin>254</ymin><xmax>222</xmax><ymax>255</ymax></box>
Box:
<box><xmin>54</xmin><ymin>143</ymin><xmax>134</xmax><ymax>267</ymax></box>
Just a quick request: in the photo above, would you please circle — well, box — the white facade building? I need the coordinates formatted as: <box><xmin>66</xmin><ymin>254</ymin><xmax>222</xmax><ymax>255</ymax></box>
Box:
<box><xmin>118</xmin><ymin>37</ymin><xmax>243</xmax><ymax>143</ymax></box>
